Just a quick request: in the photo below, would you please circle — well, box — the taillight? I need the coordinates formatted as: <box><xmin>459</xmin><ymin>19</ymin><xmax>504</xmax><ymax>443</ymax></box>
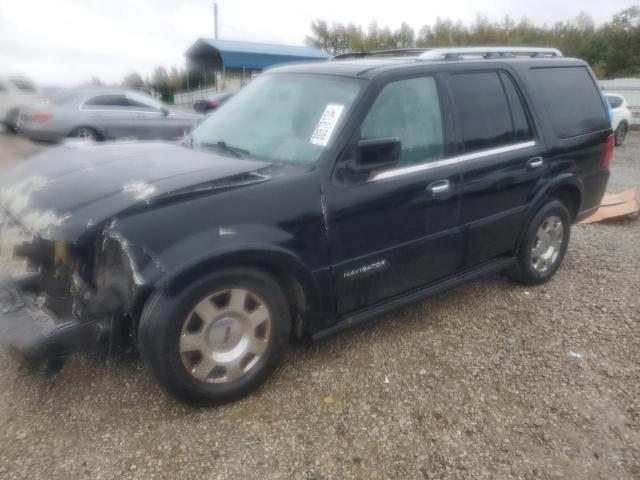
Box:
<box><xmin>602</xmin><ymin>133</ymin><xmax>614</xmax><ymax>167</ymax></box>
<box><xmin>31</xmin><ymin>112</ymin><xmax>52</xmax><ymax>123</ymax></box>
<box><xmin>207</xmin><ymin>100</ymin><xmax>219</xmax><ymax>108</ymax></box>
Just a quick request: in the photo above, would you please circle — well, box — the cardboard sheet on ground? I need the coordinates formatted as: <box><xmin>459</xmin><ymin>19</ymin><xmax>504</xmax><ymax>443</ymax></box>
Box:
<box><xmin>580</xmin><ymin>187</ymin><xmax>639</xmax><ymax>224</ymax></box>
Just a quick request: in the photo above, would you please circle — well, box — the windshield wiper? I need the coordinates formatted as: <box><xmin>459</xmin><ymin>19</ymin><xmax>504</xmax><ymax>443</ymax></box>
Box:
<box><xmin>200</xmin><ymin>141</ymin><xmax>250</xmax><ymax>159</ymax></box>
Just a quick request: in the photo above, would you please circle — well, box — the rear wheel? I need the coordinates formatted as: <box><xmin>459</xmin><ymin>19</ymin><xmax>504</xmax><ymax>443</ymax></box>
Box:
<box><xmin>509</xmin><ymin>200</ymin><xmax>571</xmax><ymax>285</ymax></box>
<box><xmin>138</xmin><ymin>268</ymin><xmax>290</xmax><ymax>406</ymax></box>
<box><xmin>615</xmin><ymin>121</ymin><xmax>628</xmax><ymax>146</ymax></box>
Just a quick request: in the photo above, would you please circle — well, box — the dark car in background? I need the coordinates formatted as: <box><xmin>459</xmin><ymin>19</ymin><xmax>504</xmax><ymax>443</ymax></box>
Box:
<box><xmin>0</xmin><ymin>47</ymin><xmax>612</xmax><ymax>406</ymax></box>
<box><xmin>18</xmin><ymin>88</ymin><xmax>202</xmax><ymax>143</ymax></box>
<box><xmin>193</xmin><ymin>92</ymin><xmax>233</xmax><ymax>113</ymax></box>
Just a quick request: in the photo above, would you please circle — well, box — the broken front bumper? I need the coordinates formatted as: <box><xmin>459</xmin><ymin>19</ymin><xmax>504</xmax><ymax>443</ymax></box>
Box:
<box><xmin>0</xmin><ymin>274</ymin><xmax>106</xmax><ymax>371</ymax></box>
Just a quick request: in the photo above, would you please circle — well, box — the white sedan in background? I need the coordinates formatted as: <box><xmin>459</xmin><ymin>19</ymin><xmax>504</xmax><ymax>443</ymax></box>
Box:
<box><xmin>606</xmin><ymin>93</ymin><xmax>633</xmax><ymax>146</ymax></box>
<box><xmin>0</xmin><ymin>75</ymin><xmax>42</xmax><ymax>132</ymax></box>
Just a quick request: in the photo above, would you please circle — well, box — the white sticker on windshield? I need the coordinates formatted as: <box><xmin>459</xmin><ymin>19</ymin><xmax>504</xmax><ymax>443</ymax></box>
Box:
<box><xmin>310</xmin><ymin>104</ymin><xmax>344</xmax><ymax>147</ymax></box>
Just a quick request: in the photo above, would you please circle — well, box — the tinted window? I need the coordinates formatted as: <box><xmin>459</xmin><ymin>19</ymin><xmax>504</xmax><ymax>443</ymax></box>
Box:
<box><xmin>530</xmin><ymin>67</ymin><xmax>609</xmax><ymax>138</ymax></box>
<box><xmin>450</xmin><ymin>72</ymin><xmax>514</xmax><ymax>151</ymax></box>
<box><xmin>10</xmin><ymin>78</ymin><xmax>35</xmax><ymax>92</ymax></box>
<box><xmin>126</xmin><ymin>92</ymin><xmax>163</xmax><ymax>111</ymax></box>
<box><xmin>500</xmin><ymin>72</ymin><xmax>533</xmax><ymax>142</ymax></box>
<box><xmin>606</xmin><ymin>95</ymin><xmax>623</xmax><ymax>109</ymax></box>
<box><xmin>84</xmin><ymin>94</ymin><xmax>128</xmax><ymax>108</ymax></box>
<box><xmin>361</xmin><ymin>76</ymin><xmax>443</xmax><ymax>166</ymax></box>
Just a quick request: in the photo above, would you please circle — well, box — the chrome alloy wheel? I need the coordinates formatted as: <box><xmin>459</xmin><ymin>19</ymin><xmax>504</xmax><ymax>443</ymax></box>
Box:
<box><xmin>179</xmin><ymin>288</ymin><xmax>272</xmax><ymax>384</ymax></box>
<box><xmin>530</xmin><ymin>215</ymin><xmax>564</xmax><ymax>273</ymax></box>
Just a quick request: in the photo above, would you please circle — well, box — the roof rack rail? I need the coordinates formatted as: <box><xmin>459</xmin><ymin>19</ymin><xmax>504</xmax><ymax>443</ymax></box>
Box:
<box><xmin>330</xmin><ymin>48</ymin><xmax>429</xmax><ymax>61</ymax></box>
<box><xmin>418</xmin><ymin>46</ymin><xmax>563</xmax><ymax>60</ymax></box>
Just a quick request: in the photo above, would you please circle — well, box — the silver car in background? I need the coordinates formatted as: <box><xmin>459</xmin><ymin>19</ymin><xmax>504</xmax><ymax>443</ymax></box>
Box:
<box><xmin>18</xmin><ymin>88</ymin><xmax>203</xmax><ymax>142</ymax></box>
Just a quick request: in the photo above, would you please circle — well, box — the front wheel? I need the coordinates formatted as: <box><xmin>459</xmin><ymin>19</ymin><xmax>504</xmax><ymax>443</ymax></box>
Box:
<box><xmin>138</xmin><ymin>268</ymin><xmax>291</xmax><ymax>406</ymax></box>
<box><xmin>509</xmin><ymin>200</ymin><xmax>571</xmax><ymax>285</ymax></box>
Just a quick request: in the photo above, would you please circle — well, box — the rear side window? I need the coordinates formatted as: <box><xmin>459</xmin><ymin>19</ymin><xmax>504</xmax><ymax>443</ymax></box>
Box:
<box><xmin>450</xmin><ymin>72</ymin><xmax>527</xmax><ymax>151</ymax></box>
<box><xmin>606</xmin><ymin>95</ymin><xmax>623</xmax><ymax>109</ymax></box>
<box><xmin>500</xmin><ymin>73</ymin><xmax>533</xmax><ymax>142</ymax></box>
<box><xmin>84</xmin><ymin>94</ymin><xmax>129</xmax><ymax>108</ymax></box>
<box><xmin>10</xmin><ymin>78</ymin><xmax>36</xmax><ymax>92</ymax></box>
<box><xmin>530</xmin><ymin>67</ymin><xmax>609</xmax><ymax>138</ymax></box>
<box><xmin>361</xmin><ymin>76</ymin><xmax>443</xmax><ymax>166</ymax></box>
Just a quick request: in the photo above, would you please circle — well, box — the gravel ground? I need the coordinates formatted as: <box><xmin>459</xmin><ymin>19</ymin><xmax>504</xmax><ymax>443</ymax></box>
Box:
<box><xmin>0</xmin><ymin>130</ymin><xmax>638</xmax><ymax>479</ymax></box>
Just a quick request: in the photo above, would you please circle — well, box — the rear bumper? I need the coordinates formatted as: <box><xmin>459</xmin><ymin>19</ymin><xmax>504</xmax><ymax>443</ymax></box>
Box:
<box><xmin>18</xmin><ymin>123</ymin><xmax>64</xmax><ymax>143</ymax></box>
<box><xmin>0</xmin><ymin>274</ymin><xmax>105</xmax><ymax>370</ymax></box>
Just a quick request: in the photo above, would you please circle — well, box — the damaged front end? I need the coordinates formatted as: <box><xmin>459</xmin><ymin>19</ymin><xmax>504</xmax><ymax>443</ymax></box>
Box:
<box><xmin>0</xmin><ymin>211</ymin><xmax>154</xmax><ymax>373</ymax></box>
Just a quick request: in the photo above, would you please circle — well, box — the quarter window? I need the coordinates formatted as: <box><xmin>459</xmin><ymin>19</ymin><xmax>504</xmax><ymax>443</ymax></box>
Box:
<box><xmin>361</xmin><ymin>76</ymin><xmax>444</xmax><ymax>166</ymax></box>
<box><xmin>450</xmin><ymin>71</ymin><xmax>520</xmax><ymax>151</ymax></box>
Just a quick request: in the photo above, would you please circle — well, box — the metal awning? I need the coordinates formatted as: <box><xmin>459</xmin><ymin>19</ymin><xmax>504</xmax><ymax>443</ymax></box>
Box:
<box><xmin>185</xmin><ymin>39</ymin><xmax>329</xmax><ymax>71</ymax></box>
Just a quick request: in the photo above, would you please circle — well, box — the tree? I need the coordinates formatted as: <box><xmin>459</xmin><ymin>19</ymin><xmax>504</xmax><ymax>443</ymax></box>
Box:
<box><xmin>306</xmin><ymin>7</ymin><xmax>640</xmax><ymax>78</ymax></box>
<box><xmin>122</xmin><ymin>72</ymin><xmax>145</xmax><ymax>89</ymax></box>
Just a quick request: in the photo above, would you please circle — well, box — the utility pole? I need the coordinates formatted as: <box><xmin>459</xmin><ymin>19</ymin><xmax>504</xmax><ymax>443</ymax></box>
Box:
<box><xmin>213</xmin><ymin>2</ymin><xmax>218</xmax><ymax>39</ymax></box>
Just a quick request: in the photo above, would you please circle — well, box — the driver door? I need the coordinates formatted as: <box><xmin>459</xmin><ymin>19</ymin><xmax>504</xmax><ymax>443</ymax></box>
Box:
<box><xmin>323</xmin><ymin>75</ymin><xmax>464</xmax><ymax>314</ymax></box>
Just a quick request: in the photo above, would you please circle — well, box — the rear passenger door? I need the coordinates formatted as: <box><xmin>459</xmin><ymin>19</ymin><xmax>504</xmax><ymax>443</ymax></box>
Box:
<box><xmin>446</xmin><ymin>70</ymin><xmax>546</xmax><ymax>266</ymax></box>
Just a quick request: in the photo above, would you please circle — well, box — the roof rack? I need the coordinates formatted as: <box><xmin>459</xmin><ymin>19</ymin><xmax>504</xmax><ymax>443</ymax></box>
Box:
<box><xmin>418</xmin><ymin>46</ymin><xmax>563</xmax><ymax>60</ymax></box>
<box><xmin>330</xmin><ymin>48</ymin><xmax>429</xmax><ymax>61</ymax></box>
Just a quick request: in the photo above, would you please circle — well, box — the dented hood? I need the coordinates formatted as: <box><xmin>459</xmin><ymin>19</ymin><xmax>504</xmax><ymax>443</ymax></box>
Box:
<box><xmin>0</xmin><ymin>141</ymin><xmax>271</xmax><ymax>242</ymax></box>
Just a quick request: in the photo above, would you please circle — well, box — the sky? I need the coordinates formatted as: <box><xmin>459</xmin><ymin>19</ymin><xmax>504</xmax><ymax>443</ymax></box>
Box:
<box><xmin>0</xmin><ymin>0</ymin><xmax>637</xmax><ymax>86</ymax></box>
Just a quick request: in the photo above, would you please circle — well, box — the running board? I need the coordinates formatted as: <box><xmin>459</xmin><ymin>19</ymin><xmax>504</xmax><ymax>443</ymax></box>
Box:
<box><xmin>312</xmin><ymin>257</ymin><xmax>515</xmax><ymax>341</ymax></box>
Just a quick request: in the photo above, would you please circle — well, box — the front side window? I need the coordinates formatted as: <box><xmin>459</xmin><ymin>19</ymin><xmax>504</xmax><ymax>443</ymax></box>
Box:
<box><xmin>126</xmin><ymin>93</ymin><xmax>163</xmax><ymax>111</ymax></box>
<box><xmin>450</xmin><ymin>71</ymin><xmax>520</xmax><ymax>151</ymax></box>
<box><xmin>84</xmin><ymin>94</ymin><xmax>128</xmax><ymax>109</ymax></box>
<box><xmin>361</xmin><ymin>76</ymin><xmax>444</xmax><ymax>166</ymax></box>
<box><xmin>191</xmin><ymin>73</ymin><xmax>362</xmax><ymax>165</ymax></box>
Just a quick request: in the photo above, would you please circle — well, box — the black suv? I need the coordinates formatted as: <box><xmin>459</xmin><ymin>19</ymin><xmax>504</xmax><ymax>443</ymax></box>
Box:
<box><xmin>0</xmin><ymin>47</ymin><xmax>613</xmax><ymax>405</ymax></box>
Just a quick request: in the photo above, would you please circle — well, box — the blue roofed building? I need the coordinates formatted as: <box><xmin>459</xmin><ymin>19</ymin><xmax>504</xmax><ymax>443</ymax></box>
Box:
<box><xmin>184</xmin><ymin>39</ymin><xmax>329</xmax><ymax>93</ymax></box>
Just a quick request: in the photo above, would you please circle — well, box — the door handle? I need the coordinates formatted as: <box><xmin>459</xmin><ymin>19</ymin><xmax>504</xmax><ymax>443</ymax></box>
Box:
<box><xmin>428</xmin><ymin>179</ymin><xmax>450</xmax><ymax>195</ymax></box>
<box><xmin>527</xmin><ymin>157</ymin><xmax>544</xmax><ymax>169</ymax></box>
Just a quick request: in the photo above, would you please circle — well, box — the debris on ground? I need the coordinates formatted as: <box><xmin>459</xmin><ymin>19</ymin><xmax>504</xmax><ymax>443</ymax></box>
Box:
<box><xmin>580</xmin><ymin>187</ymin><xmax>639</xmax><ymax>223</ymax></box>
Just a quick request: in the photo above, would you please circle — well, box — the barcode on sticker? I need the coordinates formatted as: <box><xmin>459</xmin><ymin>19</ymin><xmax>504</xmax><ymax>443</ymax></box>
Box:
<box><xmin>310</xmin><ymin>104</ymin><xmax>344</xmax><ymax>147</ymax></box>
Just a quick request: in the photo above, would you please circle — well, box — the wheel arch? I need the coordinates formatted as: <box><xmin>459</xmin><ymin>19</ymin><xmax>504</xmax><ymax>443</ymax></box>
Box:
<box><xmin>69</xmin><ymin>125</ymin><xmax>103</xmax><ymax>140</ymax></box>
<box><xmin>515</xmin><ymin>175</ymin><xmax>583</xmax><ymax>252</ymax></box>
<box><xmin>158</xmin><ymin>246</ymin><xmax>325</xmax><ymax>340</ymax></box>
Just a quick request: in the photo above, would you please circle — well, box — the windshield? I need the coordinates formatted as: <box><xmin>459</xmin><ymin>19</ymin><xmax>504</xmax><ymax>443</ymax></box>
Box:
<box><xmin>191</xmin><ymin>73</ymin><xmax>362</xmax><ymax>164</ymax></box>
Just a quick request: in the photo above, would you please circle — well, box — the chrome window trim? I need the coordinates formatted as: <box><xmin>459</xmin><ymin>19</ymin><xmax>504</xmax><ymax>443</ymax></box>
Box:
<box><xmin>370</xmin><ymin>141</ymin><xmax>536</xmax><ymax>181</ymax></box>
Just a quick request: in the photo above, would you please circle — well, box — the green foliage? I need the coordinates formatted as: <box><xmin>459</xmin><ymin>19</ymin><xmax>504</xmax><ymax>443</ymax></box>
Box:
<box><xmin>305</xmin><ymin>7</ymin><xmax>640</xmax><ymax>78</ymax></box>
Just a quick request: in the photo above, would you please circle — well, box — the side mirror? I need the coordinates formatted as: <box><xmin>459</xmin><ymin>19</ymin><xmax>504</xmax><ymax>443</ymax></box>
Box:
<box><xmin>350</xmin><ymin>137</ymin><xmax>401</xmax><ymax>172</ymax></box>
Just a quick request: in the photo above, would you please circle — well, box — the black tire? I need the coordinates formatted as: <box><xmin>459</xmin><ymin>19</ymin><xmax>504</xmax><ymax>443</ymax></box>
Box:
<box><xmin>509</xmin><ymin>200</ymin><xmax>571</xmax><ymax>285</ymax></box>
<box><xmin>69</xmin><ymin>126</ymin><xmax>100</xmax><ymax>141</ymax></box>
<box><xmin>138</xmin><ymin>268</ymin><xmax>291</xmax><ymax>406</ymax></box>
<box><xmin>3</xmin><ymin>110</ymin><xmax>19</xmax><ymax>133</ymax></box>
<box><xmin>615</xmin><ymin>121</ymin><xmax>628</xmax><ymax>146</ymax></box>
